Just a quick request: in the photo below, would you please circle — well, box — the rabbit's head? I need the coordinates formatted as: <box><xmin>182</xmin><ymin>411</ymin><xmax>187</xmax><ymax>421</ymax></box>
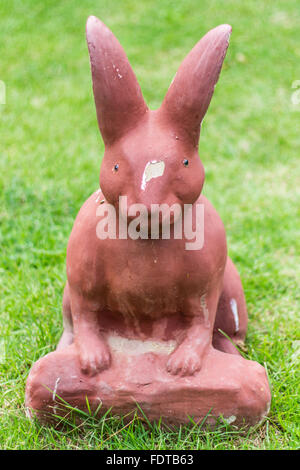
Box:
<box><xmin>86</xmin><ymin>16</ymin><xmax>231</xmax><ymax>220</ymax></box>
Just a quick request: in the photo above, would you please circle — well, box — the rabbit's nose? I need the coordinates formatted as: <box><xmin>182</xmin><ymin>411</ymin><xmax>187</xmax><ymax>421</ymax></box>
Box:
<box><xmin>141</xmin><ymin>160</ymin><xmax>165</xmax><ymax>191</ymax></box>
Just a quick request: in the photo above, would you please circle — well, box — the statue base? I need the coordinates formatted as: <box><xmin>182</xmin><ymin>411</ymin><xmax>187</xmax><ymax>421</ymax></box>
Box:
<box><xmin>25</xmin><ymin>342</ymin><xmax>271</xmax><ymax>428</ymax></box>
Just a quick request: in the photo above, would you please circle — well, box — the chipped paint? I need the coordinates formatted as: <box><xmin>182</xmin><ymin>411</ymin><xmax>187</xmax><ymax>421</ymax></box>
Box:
<box><xmin>108</xmin><ymin>334</ymin><xmax>176</xmax><ymax>355</ymax></box>
<box><xmin>200</xmin><ymin>293</ymin><xmax>209</xmax><ymax>322</ymax></box>
<box><xmin>52</xmin><ymin>377</ymin><xmax>60</xmax><ymax>401</ymax></box>
<box><xmin>230</xmin><ymin>298</ymin><xmax>239</xmax><ymax>333</ymax></box>
<box><xmin>141</xmin><ymin>160</ymin><xmax>165</xmax><ymax>191</ymax></box>
<box><xmin>112</xmin><ymin>63</ymin><xmax>122</xmax><ymax>79</ymax></box>
<box><xmin>95</xmin><ymin>189</ymin><xmax>102</xmax><ymax>203</ymax></box>
<box><xmin>224</xmin><ymin>415</ymin><xmax>236</xmax><ymax>424</ymax></box>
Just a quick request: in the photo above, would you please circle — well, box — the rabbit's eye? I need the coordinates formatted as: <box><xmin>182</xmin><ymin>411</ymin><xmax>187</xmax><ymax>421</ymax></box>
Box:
<box><xmin>113</xmin><ymin>164</ymin><xmax>119</xmax><ymax>171</ymax></box>
<box><xmin>183</xmin><ymin>159</ymin><xmax>189</xmax><ymax>167</ymax></box>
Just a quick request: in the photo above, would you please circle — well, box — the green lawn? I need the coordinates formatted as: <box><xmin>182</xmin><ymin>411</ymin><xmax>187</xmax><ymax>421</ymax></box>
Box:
<box><xmin>0</xmin><ymin>0</ymin><xmax>299</xmax><ymax>450</ymax></box>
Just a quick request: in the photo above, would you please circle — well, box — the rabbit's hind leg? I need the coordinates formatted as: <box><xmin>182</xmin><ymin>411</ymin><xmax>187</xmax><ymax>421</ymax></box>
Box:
<box><xmin>213</xmin><ymin>257</ymin><xmax>248</xmax><ymax>356</ymax></box>
<box><xmin>56</xmin><ymin>282</ymin><xmax>74</xmax><ymax>350</ymax></box>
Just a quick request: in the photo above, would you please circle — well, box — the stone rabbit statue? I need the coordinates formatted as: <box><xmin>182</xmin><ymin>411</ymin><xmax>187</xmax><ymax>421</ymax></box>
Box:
<box><xmin>26</xmin><ymin>17</ymin><xmax>271</xmax><ymax>426</ymax></box>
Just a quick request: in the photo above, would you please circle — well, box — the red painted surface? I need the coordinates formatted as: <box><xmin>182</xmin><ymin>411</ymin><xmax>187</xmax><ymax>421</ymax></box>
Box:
<box><xmin>26</xmin><ymin>16</ymin><xmax>271</xmax><ymax>426</ymax></box>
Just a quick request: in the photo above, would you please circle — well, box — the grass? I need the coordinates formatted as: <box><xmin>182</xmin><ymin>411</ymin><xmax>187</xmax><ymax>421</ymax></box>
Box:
<box><xmin>0</xmin><ymin>0</ymin><xmax>299</xmax><ymax>450</ymax></box>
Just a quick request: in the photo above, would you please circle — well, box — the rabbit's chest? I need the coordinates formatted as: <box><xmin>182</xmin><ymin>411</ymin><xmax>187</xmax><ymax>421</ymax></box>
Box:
<box><xmin>103</xmin><ymin>242</ymin><xmax>212</xmax><ymax>320</ymax></box>
<box><xmin>105</xmin><ymin>250</ymin><xmax>185</xmax><ymax>318</ymax></box>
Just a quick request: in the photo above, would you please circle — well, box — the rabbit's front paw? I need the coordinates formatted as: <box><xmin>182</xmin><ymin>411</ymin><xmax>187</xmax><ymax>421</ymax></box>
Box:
<box><xmin>166</xmin><ymin>343</ymin><xmax>205</xmax><ymax>377</ymax></box>
<box><xmin>77</xmin><ymin>337</ymin><xmax>111</xmax><ymax>377</ymax></box>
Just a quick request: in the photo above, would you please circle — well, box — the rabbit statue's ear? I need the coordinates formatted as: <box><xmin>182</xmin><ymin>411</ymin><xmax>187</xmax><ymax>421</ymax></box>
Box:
<box><xmin>86</xmin><ymin>16</ymin><xmax>148</xmax><ymax>145</ymax></box>
<box><xmin>160</xmin><ymin>25</ymin><xmax>232</xmax><ymax>147</ymax></box>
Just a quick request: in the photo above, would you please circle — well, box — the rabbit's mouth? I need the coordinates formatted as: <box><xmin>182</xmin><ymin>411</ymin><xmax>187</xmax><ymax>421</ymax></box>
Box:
<box><xmin>117</xmin><ymin>196</ymin><xmax>183</xmax><ymax>231</ymax></box>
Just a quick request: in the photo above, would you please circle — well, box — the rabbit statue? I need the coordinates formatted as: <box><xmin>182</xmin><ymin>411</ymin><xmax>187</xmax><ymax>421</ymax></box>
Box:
<box><xmin>25</xmin><ymin>16</ymin><xmax>271</xmax><ymax>427</ymax></box>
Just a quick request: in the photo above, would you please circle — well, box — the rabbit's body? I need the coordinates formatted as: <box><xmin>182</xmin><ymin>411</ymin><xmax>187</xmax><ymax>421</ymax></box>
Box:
<box><xmin>58</xmin><ymin>190</ymin><xmax>247</xmax><ymax>376</ymax></box>
<box><xmin>66</xmin><ymin>191</ymin><xmax>225</xmax><ymax>319</ymax></box>
<box><xmin>57</xmin><ymin>17</ymin><xmax>248</xmax><ymax>377</ymax></box>
<box><xmin>26</xmin><ymin>16</ymin><xmax>272</xmax><ymax>427</ymax></box>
